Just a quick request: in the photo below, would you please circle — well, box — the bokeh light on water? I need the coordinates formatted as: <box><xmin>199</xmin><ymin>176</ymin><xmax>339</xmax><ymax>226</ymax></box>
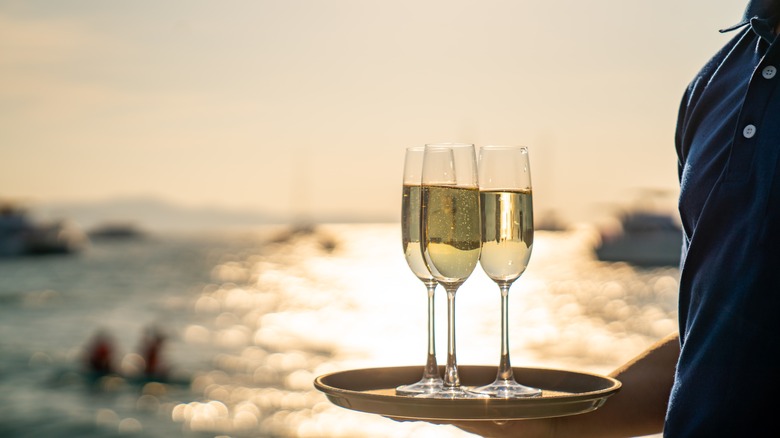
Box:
<box><xmin>174</xmin><ymin>223</ymin><xmax>678</xmax><ymax>436</ymax></box>
<box><xmin>0</xmin><ymin>223</ymin><xmax>678</xmax><ymax>437</ymax></box>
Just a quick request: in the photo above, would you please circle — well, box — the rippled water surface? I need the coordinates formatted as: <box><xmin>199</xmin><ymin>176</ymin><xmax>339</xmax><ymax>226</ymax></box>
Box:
<box><xmin>0</xmin><ymin>224</ymin><xmax>679</xmax><ymax>437</ymax></box>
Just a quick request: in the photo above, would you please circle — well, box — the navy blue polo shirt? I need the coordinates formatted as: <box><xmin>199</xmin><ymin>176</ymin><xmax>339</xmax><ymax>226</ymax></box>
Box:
<box><xmin>667</xmin><ymin>0</ymin><xmax>780</xmax><ymax>435</ymax></box>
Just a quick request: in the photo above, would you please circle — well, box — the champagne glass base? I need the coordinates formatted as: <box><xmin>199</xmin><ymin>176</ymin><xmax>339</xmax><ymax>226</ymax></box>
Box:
<box><xmin>395</xmin><ymin>377</ymin><xmax>444</xmax><ymax>396</ymax></box>
<box><xmin>416</xmin><ymin>386</ymin><xmax>489</xmax><ymax>399</ymax></box>
<box><xmin>472</xmin><ymin>379</ymin><xmax>542</xmax><ymax>398</ymax></box>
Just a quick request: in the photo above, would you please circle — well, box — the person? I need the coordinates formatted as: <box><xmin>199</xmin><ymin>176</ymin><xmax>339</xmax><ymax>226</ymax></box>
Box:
<box><xmin>139</xmin><ymin>326</ymin><xmax>168</xmax><ymax>379</ymax></box>
<box><xmin>441</xmin><ymin>1</ymin><xmax>780</xmax><ymax>436</ymax></box>
<box><xmin>84</xmin><ymin>329</ymin><xmax>116</xmax><ymax>376</ymax></box>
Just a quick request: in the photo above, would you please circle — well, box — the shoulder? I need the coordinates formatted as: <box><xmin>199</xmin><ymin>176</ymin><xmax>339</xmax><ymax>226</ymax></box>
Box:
<box><xmin>675</xmin><ymin>26</ymin><xmax>755</xmax><ymax>161</ymax></box>
<box><xmin>681</xmin><ymin>27</ymin><xmax>753</xmax><ymax>113</ymax></box>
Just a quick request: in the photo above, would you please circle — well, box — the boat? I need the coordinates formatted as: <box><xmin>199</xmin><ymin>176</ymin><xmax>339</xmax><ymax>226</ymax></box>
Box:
<box><xmin>268</xmin><ymin>222</ymin><xmax>339</xmax><ymax>253</ymax></box>
<box><xmin>0</xmin><ymin>203</ymin><xmax>87</xmax><ymax>257</ymax></box>
<box><xmin>88</xmin><ymin>222</ymin><xmax>145</xmax><ymax>240</ymax></box>
<box><xmin>594</xmin><ymin>210</ymin><xmax>682</xmax><ymax>267</ymax></box>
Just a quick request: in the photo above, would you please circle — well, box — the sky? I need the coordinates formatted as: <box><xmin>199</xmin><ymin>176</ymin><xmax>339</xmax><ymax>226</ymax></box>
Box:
<box><xmin>0</xmin><ymin>0</ymin><xmax>748</xmax><ymax>225</ymax></box>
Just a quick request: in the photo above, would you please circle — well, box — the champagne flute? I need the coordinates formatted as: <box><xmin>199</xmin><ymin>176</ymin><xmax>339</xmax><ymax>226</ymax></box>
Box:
<box><xmin>419</xmin><ymin>143</ymin><xmax>484</xmax><ymax>399</ymax></box>
<box><xmin>473</xmin><ymin>145</ymin><xmax>541</xmax><ymax>398</ymax></box>
<box><xmin>396</xmin><ymin>147</ymin><xmax>444</xmax><ymax>395</ymax></box>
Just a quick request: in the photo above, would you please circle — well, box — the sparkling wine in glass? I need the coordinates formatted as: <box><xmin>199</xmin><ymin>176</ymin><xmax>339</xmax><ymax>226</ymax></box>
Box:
<box><xmin>473</xmin><ymin>145</ymin><xmax>541</xmax><ymax>398</ymax></box>
<box><xmin>419</xmin><ymin>143</ymin><xmax>485</xmax><ymax>399</ymax></box>
<box><xmin>396</xmin><ymin>147</ymin><xmax>444</xmax><ymax>395</ymax></box>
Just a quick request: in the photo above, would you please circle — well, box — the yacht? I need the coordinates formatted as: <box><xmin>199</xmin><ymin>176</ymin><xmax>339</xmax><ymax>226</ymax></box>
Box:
<box><xmin>0</xmin><ymin>203</ymin><xmax>87</xmax><ymax>257</ymax></box>
<box><xmin>595</xmin><ymin>210</ymin><xmax>682</xmax><ymax>267</ymax></box>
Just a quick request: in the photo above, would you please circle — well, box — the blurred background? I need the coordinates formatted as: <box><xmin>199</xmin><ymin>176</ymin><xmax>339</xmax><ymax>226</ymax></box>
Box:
<box><xmin>0</xmin><ymin>0</ymin><xmax>743</xmax><ymax>437</ymax></box>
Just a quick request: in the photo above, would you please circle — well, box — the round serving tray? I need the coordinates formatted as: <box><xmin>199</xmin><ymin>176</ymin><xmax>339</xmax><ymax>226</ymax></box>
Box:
<box><xmin>314</xmin><ymin>365</ymin><xmax>621</xmax><ymax>421</ymax></box>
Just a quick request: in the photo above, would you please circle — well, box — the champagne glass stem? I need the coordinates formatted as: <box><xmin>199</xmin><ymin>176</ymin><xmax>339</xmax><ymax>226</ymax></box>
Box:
<box><xmin>444</xmin><ymin>286</ymin><xmax>460</xmax><ymax>388</ymax></box>
<box><xmin>395</xmin><ymin>279</ymin><xmax>443</xmax><ymax>395</ymax></box>
<box><xmin>422</xmin><ymin>281</ymin><xmax>439</xmax><ymax>380</ymax></box>
<box><xmin>472</xmin><ymin>279</ymin><xmax>540</xmax><ymax>397</ymax></box>
<box><xmin>497</xmin><ymin>283</ymin><xmax>515</xmax><ymax>381</ymax></box>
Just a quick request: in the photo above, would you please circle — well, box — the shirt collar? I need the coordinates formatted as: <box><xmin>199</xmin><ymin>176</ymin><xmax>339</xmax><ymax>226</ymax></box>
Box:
<box><xmin>719</xmin><ymin>0</ymin><xmax>779</xmax><ymax>43</ymax></box>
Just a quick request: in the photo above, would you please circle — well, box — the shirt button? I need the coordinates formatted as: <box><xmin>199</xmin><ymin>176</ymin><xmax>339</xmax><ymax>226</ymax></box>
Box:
<box><xmin>743</xmin><ymin>124</ymin><xmax>757</xmax><ymax>139</ymax></box>
<box><xmin>763</xmin><ymin>65</ymin><xmax>777</xmax><ymax>79</ymax></box>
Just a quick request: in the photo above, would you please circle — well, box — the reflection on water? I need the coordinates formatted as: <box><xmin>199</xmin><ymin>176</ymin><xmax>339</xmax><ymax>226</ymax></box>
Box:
<box><xmin>0</xmin><ymin>223</ymin><xmax>678</xmax><ymax>437</ymax></box>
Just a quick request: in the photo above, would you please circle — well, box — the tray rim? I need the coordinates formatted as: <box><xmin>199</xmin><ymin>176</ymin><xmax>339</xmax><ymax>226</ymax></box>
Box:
<box><xmin>314</xmin><ymin>365</ymin><xmax>622</xmax><ymax>421</ymax></box>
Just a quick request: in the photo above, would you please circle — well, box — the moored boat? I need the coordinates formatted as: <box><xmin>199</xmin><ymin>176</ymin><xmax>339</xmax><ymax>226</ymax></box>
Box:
<box><xmin>595</xmin><ymin>210</ymin><xmax>682</xmax><ymax>267</ymax></box>
<box><xmin>88</xmin><ymin>222</ymin><xmax>145</xmax><ymax>240</ymax></box>
<box><xmin>0</xmin><ymin>203</ymin><xmax>87</xmax><ymax>257</ymax></box>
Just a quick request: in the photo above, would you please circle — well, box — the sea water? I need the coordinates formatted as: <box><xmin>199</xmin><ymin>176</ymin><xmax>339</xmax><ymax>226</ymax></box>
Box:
<box><xmin>0</xmin><ymin>223</ymin><xmax>678</xmax><ymax>437</ymax></box>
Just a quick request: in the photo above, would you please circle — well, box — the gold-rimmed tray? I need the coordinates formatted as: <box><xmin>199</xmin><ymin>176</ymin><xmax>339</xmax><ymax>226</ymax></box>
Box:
<box><xmin>314</xmin><ymin>365</ymin><xmax>621</xmax><ymax>421</ymax></box>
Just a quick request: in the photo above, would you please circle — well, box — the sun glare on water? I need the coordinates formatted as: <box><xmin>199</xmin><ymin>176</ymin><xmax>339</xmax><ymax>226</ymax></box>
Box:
<box><xmin>158</xmin><ymin>223</ymin><xmax>677</xmax><ymax>437</ymax></box>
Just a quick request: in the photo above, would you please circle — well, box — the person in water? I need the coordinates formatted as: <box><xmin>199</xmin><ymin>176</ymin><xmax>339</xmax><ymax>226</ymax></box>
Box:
<box><xmin>84</xmin><ymin>329</ymin><xmax>116</xmax><ymax>375</ymax></box>
<box><xmin>139</xmin><ymin>326</ymin><xmax>168</xmax><ymax>379</ymax></box>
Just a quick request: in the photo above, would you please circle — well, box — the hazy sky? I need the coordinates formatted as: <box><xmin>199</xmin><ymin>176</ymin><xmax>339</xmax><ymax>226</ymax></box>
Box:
<box><xmin>0</xmin><ymin>0</ymin><xmax>747</xmax><ymax>224</ymax></box>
